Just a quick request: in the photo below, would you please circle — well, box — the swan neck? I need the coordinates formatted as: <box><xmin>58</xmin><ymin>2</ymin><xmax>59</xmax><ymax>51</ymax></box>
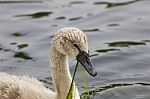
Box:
<box><xmin>50</xmin><ymin>46</ymin><xmax>72</xmax><ymax>98</ymax></box>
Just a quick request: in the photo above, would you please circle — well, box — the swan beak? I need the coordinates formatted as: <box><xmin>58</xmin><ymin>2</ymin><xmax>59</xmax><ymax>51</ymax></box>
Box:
<box><xmin>77</xmin><ymin>51</ymin><xmax>97</xmax><ymax>77</ymax></box>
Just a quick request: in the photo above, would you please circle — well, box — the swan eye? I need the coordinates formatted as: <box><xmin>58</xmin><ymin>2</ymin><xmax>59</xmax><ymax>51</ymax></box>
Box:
<box><xmin>74</xmin><ymin>44</ymin><xmax>78</xmax><ymax>48</ymax></box>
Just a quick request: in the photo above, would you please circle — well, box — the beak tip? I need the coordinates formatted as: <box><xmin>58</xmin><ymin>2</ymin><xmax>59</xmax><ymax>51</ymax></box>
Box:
<box><xmin>91</xmin><ymin>71</ymin><xmax>97</xmax><ymax>77</ymax></box>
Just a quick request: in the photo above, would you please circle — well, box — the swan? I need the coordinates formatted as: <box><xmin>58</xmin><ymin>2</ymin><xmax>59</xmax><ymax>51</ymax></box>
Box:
<box><xmin>0</xmin><ymin>27</ymin><xmax>97</xmax><ymax>99</ymax></box>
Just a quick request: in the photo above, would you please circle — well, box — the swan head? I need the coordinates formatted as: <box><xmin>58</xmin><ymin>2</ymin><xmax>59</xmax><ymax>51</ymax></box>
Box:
<box><xmin>53</xmin><ymin>27</ymin><xmax>97</xmax><ymax>77</ymax></box>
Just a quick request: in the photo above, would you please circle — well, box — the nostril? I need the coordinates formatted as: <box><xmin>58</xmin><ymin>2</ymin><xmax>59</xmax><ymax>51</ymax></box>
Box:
<box><xmin>86</xmin><ymin>58</ymin><xmax>90</xmax><ymax>64</ymax></box>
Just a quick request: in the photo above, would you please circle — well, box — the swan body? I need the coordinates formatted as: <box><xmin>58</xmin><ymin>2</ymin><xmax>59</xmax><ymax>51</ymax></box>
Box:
<box><xmin>0</xmin><ymin>27</ymin><xmax>94</xmax><ymax>99</ymax></box>
<box><xmin>0</xmin><ymin>73</ymin><xmax>55</xmax><ymax>99</ymax></box>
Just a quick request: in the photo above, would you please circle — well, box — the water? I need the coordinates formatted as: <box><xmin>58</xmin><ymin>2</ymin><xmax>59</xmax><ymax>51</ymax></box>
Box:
<box><xmin>0</xmin><ymin>0</ymin><xmax>150</xmax><ymax>98</ymax></box>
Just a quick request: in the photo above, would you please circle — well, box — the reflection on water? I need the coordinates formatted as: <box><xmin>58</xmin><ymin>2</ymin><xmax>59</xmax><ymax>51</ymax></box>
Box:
<box><xmin>69</xmin><ymin>1</ymin><xmax>86</xmax><ymax>5</ymax></box>
<box><xmin>55</xmin><ymin>16</ymin><xmax>66</xmax><ymax>20</ymax></box>
<box><xmin>15</xmin><ymin>12</ymin><xmax>53</xmax><ymax>18</ymax></box>
<box><xmin>83</xmin><ymin>28</ymin><xmax>100</xmax><ymax>32</ymax></box>
<box><xmin>107</xmin><ymin>23</ymin><xmax>120</xmax><ymax>27</ymax></box>
<box><xmin>12</xmin><ymin>32</ymin><xmax>25</xmax><ymax>37</ymax></box>
<box><xmin>142</xmin><ymin>40</ymin><xmax>150</xmax><ymax>42</ymax></box>
<box><xmin>68</xmin><ymin>16</ymin><xmax>83</xmax><ymax>21</ymax></box>
<box><xmin>0</xmin><ymin>0</ymin><xmax>150</xmax><ymax>99</ymax></box>
<box><xmin>96</xmin><ymin>48</ymin><xmax>120</xmax><ymax>53</ymax></box>
<box><xmin>81</xmin><ymin>82</ymin><xmax>150</xmax><ymax>98</ymax></box>
<box><xmin>107</xmin><ymin>41</ymin><xmax>146</xmax><ymax>47</ymax></box>
<box><xmin>14</xmin><ymin>51</ymin><xmax>32</xmax><ymax>60</ymax></box>
<box><xmin>17</xmin><ymin>44</ymin><xmax>28</xmax><ymax>49</ymax></box>
<box><xmin>0</xmin><ymin>1</ymin><xmax>42</xmax><ymax>3</ymax></box>
<box><xmin>10</xmin><ymin>42</ymin><xmax>17</xmax><ymax>45</ymax></box>
<box><xmin>93</xmin><ymin>0</ymin><xmax>141</xmax><ymax>8</ymax></box>
<box><xmin>81</xmin><ymin>83</ymin><xmax>133</xmax><ymax>98</ymax></box>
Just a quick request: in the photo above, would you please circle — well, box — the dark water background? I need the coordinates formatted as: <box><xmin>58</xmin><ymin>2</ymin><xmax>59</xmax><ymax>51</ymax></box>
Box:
<box><xmin>0</xmin><ymin>0</ymin><xmax>150</xmax><ymax>98</ymax></box>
